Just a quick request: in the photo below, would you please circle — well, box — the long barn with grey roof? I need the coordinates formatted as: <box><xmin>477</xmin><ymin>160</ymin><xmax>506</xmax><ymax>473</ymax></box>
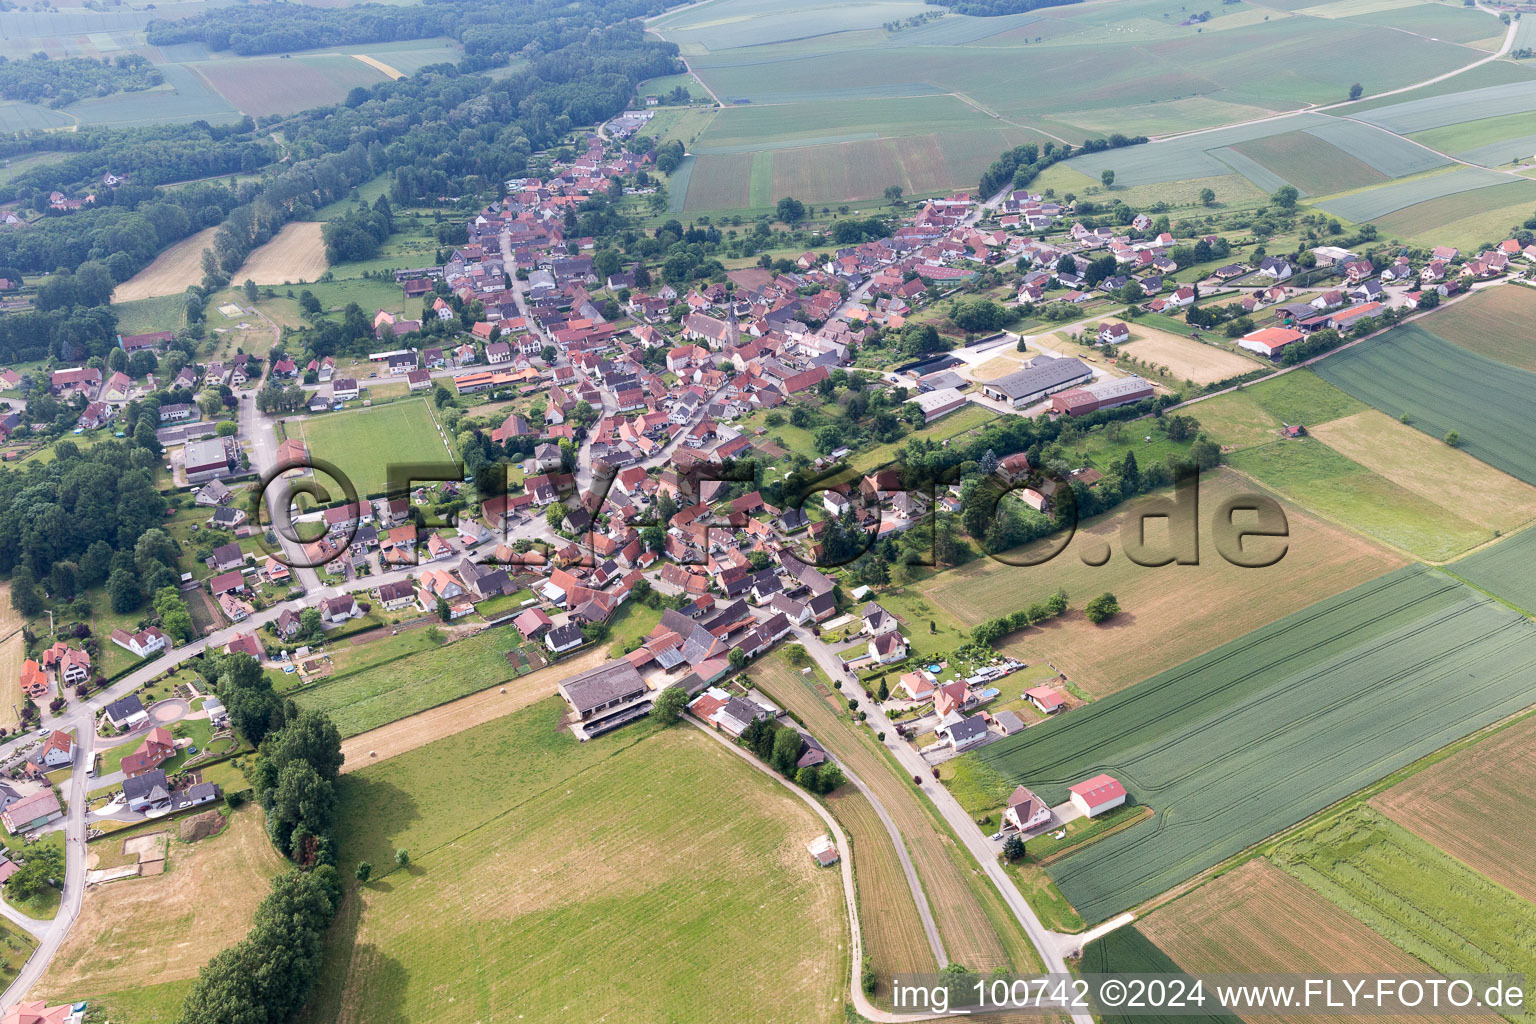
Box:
<box><xmin>980</xmin><ymin>356</ymin><xmax>1092</xmax><ymax>408</ymax></box>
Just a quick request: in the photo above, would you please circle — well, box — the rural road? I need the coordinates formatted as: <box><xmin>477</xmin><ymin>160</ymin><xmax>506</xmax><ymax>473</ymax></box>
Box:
<box><xmin>1151</xmin><ymin>3</ymin><xmax>1518</xmax><ymax>145</ymax></box>
<box><xmin>790</xmin><ymin>628</ymin><xmax>1098</xmax><ymax>1023</ymax></box>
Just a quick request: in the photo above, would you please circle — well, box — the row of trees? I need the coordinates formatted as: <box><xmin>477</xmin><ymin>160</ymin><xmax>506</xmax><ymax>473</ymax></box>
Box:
<box><xmin>978</xmin><ymin>134</ymin><xmax>1148</xmax><ymax>198</ymax></box>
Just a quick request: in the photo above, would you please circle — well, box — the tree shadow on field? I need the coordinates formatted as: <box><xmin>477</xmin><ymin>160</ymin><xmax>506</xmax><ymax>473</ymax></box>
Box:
<box><xmin>332</xmin><ymin>774</ymin><xmax>421</xmax><ymax>868</ymax></box>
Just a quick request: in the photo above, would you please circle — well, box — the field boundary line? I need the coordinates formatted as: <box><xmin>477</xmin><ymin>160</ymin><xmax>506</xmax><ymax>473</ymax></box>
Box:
<box><xmin>1126</xmin><ymin>695</ymin><xmax>1536</xmax><ymax>924</ymax></box>
<box><xmin>755</xmin><ymin>678</ymin><xmax>949</xmax><ymax>967</ymax></box>
<box><xmin>686</xmin><ymin>718</ymin><xmax>942</xmax><ymax>1024</ymax></box>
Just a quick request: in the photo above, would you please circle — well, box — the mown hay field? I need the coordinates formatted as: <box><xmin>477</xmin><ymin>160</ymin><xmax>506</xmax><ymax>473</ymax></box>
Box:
<box><xmin>965</xmin><ymin>565</ymin><xmax>1536</xmax><ymax>923</ymax></box>
<box><xmin>1118</xmin><ymin>324</ymin><xmax>1262</xmax><ymax>384</ymax></box>
<box><xmin>919</xmin><ymin>468</ymin><xmax>1405</xmax><ymax>695</ymax></box>
<box><xmin>1371</xmin><ymin>713</ymin><xmax>1536</xmax><ymax>904</ymax></box>
<box><xmin>234</xmin><ymin>221</ymin><xmax>328</xmax><ymax>285</ymax></box>
<box><xmin>1307</xmin><ymin>410</ymin><xmax>1536</xmax><ymax>538</ymax></box>
<box><xmin>1274</xmin><ymin>806</ymin><xmax>1536</xmax><ymax>1012</ymax></box>
<box><xmin>1313</xmin><ymin>323</ymin><xmax>1536</xmax><ymax>486</ymax></box>
<box><xmin>112</xmin><ymin>227</ymin><xmax>219</xmax><ymax>303</ymax></box>
<box><xmin>0</xmin><ymin>632</ymin><xmax>23</xmax><ymax>733</ymax></box>
<box><xmin>1411</xmin><ymin>283</ymin><xmax>1536</xmax><ymax>372</ymax></box>
<box><xmin>1225</xmin><ymin>436</ymin><xmax>1510</xmax><ymax>561</ymax></box>
<box><xmin>752</xmin><ymin>652</ymin><xmax>1038</xmax><ymax>974</ymax></box>
<box><xmin>307</xmin><ymin>698</ymin><xmax>847</xmax><ymax>1024</ymax></box>
<box><xmin>32</xmin><ymin>808</ymin><xmax>284</xmax><ymax>1024</ymax></box>
<box><xmin>1139</xmin><ymin>859</ymin><xmax>1478</xmax><ymax>1024</ymax></box>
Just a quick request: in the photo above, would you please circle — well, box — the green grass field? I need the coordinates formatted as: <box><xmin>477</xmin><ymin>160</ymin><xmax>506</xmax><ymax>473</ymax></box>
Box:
<box><xmin>296</xmin><ymin>399</ymin><xmax>452</xmax><ymax>498</ymax></box>
<box><xmin>1313</xmin><ymin>322</ymin><xmax>1536</xmax><ymax>486</ymax></box>
<box><xmin>305</xmin><ymin>698</ymin><xmax>847</xmax><ymax>1023</ymax></box>
<box><xmin>291</xmin><ymin>627</ymin><xmax>538</xmax><ymax>737</ymax></box>
<box><xmin>963</xmin><ymin>565</ymin><xmax>1536</xmax><ymax>923</ymax></box>
<box><xmin>1274</xmin><ymin>805</ymin><xmax>1536</xmax><ymax>1007</ymax></box>
<box><xmin>1369</xmin><ymin>179</ymin><xmax>1536</xmax><ymax>249</ymax></box>
<box><xmin>1351</xmin><ymin>76</ymin><xmax>1536</xmax><ymax>134</ymax></box>
<box><xmin>1225</xmin><ymin>438</ymin><xmax>1491</xmax><ymax>560</ymax></box>
<box><xmin>1314</xmin><ymin>165</ymin><xmax>1510</xmax><ymax>222</ymax></box>
<box><xmin>1451</xmin><ymin>524</ymin><xmax>1536</xmax><ymax>616</ymax></box>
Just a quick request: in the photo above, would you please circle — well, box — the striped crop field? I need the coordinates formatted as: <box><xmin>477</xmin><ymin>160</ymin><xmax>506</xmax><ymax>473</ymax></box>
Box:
<box><xmin>1273</xmin><ymin>806</ymin><xmax>1536</xmax><ymax>1011</ymax></box>
<box><xmin>1313</xmin><ymin>322</ymin><xmax>1536</xmax><ymax>486</ymax></box>
<box><xmin>962</xmin><ymin>566</ymin><xmax>1536</xmax><ymax>924</ymax></box>
<box><xmin>1313</xmin><ymin>166</ymin><xmax>1510</xmax><ymax>223</ymax></box>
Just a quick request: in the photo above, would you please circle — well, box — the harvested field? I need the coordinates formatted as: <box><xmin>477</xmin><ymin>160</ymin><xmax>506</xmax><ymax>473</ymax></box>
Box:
<box><xmin>1309</xmin><ymin>410</ymin><xmax>1536</xmax><ymax>537</ymax></box>
<box><xmin>196</xmin><ymin>55</ymin><xmax>386</xmax><ymax>117</ymax></box>
<box><xmin>1275</xmin><ymin>807</ymin><xmax>1536</xmax><ymax>1000</ymax></box>
<box><xmin>1413</xmin><ymin>283</ymin><xmax>1536</xmax><ymax>372</ymax></box>
<box><xmin>0</xmin><ymin>633</ymin><xmax>22</xmax><ymax>733</ymax></box>
<box><xmin>0</xmin><ymin>581</ymin><xmax>21</xmax><ymax>636</ymax></box>
<box><xmin>968</xmin><ymin>565</ymin><xmax>1536</xmax><ymax>923</ymax></box>
<box><xmin>1372</xmin><ymin>713</ymin><xmax>1536</xmax><ymax>904</ymax></box>
<box><xmin>753</xmin><ymin>651</ymin><xmax>1038</xmax><ymax>974</ymax></box>
<box><xmin>919</xmin><ymin>469</ymin><xmax>1405</xmax><ymax>695</ymax></box>
<box><xmin>234</xmin><ymin>221</ymin><xmax>328</xmax><ymax>285</ymax></box>
<box><xmin>310</xmin><ymin>700</ymin><xmax>845</xmax><ymax>1024</ymax></box>
<box><xmin>1142</xmin><ymin>859</ymin><xmax>1478</xmax><ymax>1024</ymax></box>
<box><xmin>111</xmin><ymin>227</ymin><xmax>219</xmax><ymax>303</ymax></box>
<box><xmin>824</xmin><ymin>788</ymin><xmax>937</xmax><ymax>989</ymax></box>
<box><xmin>1118</xmin><ymin>326</ymin><xmax>1261</xmax><ymax>384</ymax></box>
<box><xmin>351</xmin><ymin>54</ymin><xmax>403</xmax><ymax>79</ymax></box>
<box><xmin>32</xmin><ymin>808</ymin><xmax>285</xmax><ymax>1023</ymax></box>
<box><xmin>1314</xmin><ymin>323</ymin><xmax>1536</xmax><ymax>486</ymax></box>
<box><xmin>336</xmin><ymin>645</ymin><xmax>608</xmax><ymax>770</ymax></box>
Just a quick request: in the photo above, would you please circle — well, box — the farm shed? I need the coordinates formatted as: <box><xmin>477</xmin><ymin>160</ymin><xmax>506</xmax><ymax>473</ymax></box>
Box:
<box><xmin>558</xmin><ymin>659</ymin><xmax>647</xmax><ymax>721</ymax></box>
<box><xmin>1238</xmin><ymin>327</ymin><xmax>1304</xmax><ymax>359</ymax></box>
<box><xmin>1050</xmin><ymin>375</ymin><xmax>1153</xmax><ymax>416</ymax></box>
<box><xmin>980</xmin><ymin>356</ymin><xmax>1092</xmax><ymax>408</ymax></box>
<box><xmin>907</xmin><ymin>387</ymin><xmax>968</xmax><ymax>423</ymax></box>
<box><xmin>1069</xmin><ymin>775</ymin><xmax>1127</xmax><ymax>818</ymax></box>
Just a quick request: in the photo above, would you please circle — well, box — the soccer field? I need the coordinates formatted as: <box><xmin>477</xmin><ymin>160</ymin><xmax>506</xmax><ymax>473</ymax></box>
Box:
<box><xmin>296</xmin><ymin>399</ymin><xmax>452</xmax><ymax>498</ymax></box>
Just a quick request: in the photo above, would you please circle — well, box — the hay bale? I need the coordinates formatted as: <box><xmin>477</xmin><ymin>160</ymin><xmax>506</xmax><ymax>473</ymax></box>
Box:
<box><xmin>179</xmin><ymin>810</ymin><xmax>226</xmax><ymax>843</ymax></box>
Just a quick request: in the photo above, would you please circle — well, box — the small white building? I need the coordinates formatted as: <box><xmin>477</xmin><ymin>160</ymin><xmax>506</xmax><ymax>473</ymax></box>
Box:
<box><xmin>1068</xmin><ymin>774</ymin><xmax>1127</xmax><ymax>818</ymax></box>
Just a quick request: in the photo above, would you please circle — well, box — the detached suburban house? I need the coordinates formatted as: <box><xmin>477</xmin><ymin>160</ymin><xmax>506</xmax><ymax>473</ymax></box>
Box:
<box><xmin>104</xmin><ymin>694</ymin><xmax>148</xmax><ymax>730</ymax></box>
<box><xmin>1003</xmin><ymin>785</ymin><xmax>1051</xmax><ymax>833</ymax></box>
